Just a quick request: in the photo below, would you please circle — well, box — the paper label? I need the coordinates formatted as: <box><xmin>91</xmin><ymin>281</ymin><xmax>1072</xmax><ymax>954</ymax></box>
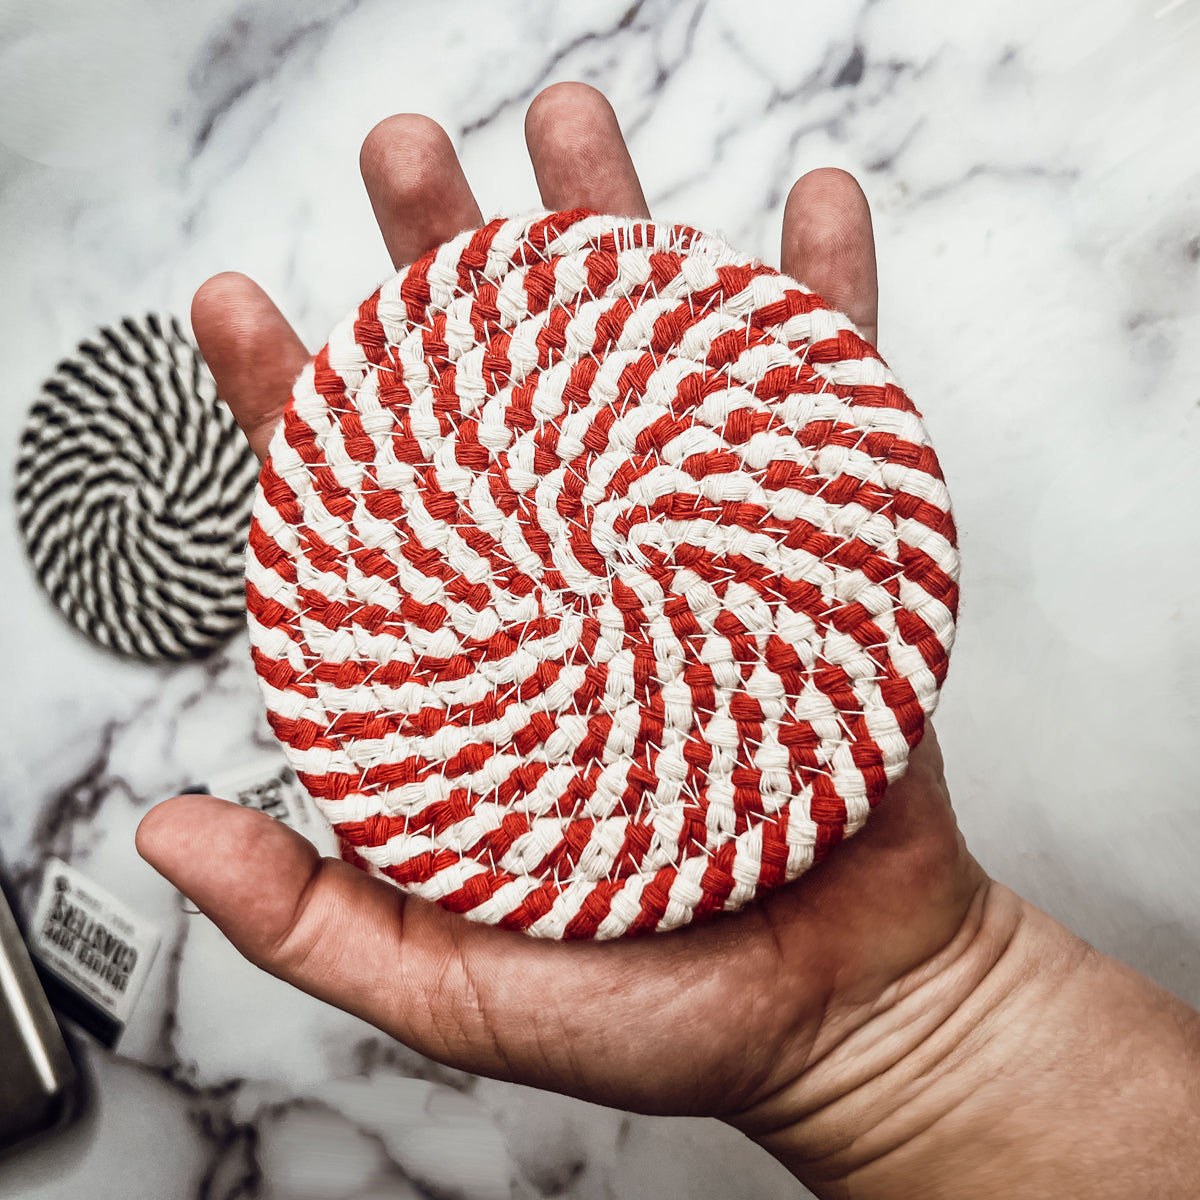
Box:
<box><xmin>205</xmin><ymin>757</ymin><xmax>338</xmax><ymax>856</ymax></box>
<box><xmin>28</xmin><ymin>858</ymin><xmax>161</xmax><ymax>1028</ymax></box>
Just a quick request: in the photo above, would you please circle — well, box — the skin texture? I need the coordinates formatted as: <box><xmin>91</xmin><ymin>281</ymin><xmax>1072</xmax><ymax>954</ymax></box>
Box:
<box><xmin>152</xmin><ymin>71</ymin><xmax>984</xmax><ymax>1136</ymax></box>
<box><xmin>139</xmin><ymin>83</ymin><xmax>1200</xmax><ymax>1197</ymax></box>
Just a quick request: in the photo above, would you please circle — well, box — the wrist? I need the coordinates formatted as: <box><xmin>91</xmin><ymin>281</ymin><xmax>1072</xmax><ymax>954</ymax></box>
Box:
<box><xmin>730</xmin><ymin>881</ymin><xmax>1200</xmax><ymax>1198</ymax></box>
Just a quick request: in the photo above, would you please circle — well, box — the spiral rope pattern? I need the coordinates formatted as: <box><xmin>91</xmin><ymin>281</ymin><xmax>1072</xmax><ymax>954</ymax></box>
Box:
<box><xmin>16</xmin><ymin>315</ymin><xmax>259</xmax><ymax>660</ymax></box>
<box><xmin>248</xmin><ymin>210</ymin><xmax>960</xmax><ymax>938</ymax></box>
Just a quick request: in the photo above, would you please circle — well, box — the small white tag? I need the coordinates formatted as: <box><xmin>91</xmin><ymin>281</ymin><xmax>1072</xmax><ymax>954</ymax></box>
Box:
<box><xmin>29</xmin><ymin>858</ymin><xmax>161</xmax><ymax>1029</ymax></box>
<box><xmin>205</xmin><ymin>757</ymin><xmax>338</xmax><ymax>856</ymax></box>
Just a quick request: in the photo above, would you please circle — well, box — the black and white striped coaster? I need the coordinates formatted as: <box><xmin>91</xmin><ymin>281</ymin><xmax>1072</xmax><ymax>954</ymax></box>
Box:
<box><xmin>15</xmin><ymin>315</ymin><xmax>259</xmax><ymax>661</ymax></box>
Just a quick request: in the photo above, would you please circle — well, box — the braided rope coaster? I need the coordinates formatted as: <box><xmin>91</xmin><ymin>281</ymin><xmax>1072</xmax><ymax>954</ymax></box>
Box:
<box><xmin>16</xmin><ymin>316</ymin><xmax>259</xmax><ymax>661</ymax></box>
<box><xmin>248</xmin><ymin>210</ymin><xmax>959</xmax><ymax>939</ymax></box>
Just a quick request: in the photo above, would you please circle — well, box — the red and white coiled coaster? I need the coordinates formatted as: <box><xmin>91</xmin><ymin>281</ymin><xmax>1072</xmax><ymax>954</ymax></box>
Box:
<box><xmin>247</xmin><ymin>209</ymin><xmax>959</xmax><ymax>939</ymax></box>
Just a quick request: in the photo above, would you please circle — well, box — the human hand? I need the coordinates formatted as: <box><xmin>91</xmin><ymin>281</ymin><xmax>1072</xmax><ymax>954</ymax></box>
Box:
<box><xmin>137</xmin><ymin>82</ymin><xmax>993</xmax><ymax>1189</ymax></box>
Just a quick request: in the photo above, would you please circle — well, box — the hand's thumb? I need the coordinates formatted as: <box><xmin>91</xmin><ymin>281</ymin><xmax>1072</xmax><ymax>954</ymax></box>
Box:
<box><xmin>135</xmin><ymin>794</ymin><xmax>426</xmax><ymax>1028</ymax></box>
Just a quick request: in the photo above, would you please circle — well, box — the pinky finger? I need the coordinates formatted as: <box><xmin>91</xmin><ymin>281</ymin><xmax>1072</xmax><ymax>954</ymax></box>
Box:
<box><xmin>781</xmin><ymin>169</ymin><xmax>879</xmax><ymax>346</ymax></box>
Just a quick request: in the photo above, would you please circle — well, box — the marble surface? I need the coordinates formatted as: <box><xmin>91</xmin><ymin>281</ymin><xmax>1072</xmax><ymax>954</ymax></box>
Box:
<box><xmin>2</xmin><ymin>0</ymin><xmax>1199</xmax><ymax>1195</ymax></box>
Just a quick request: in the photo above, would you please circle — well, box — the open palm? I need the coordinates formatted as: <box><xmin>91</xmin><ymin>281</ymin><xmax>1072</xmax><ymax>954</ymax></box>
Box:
<box><xmin>137</xmin><ymin>83</ymin><xmax>985</xmax><ymax>1135</ymax></box>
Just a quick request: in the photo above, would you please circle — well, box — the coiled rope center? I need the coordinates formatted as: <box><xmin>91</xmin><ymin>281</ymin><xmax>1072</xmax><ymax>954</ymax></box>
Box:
<box><xmin>248</xmin><ymin>209</ymin><xmax>960</xmax><ymax>939</ymax></box>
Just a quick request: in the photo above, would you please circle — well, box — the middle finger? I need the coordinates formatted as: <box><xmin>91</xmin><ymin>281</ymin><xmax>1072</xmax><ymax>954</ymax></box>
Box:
<box><xmin>359</xmin><ymin>113</ymin><xmax>484</xmax><ymax>269</ymax></box>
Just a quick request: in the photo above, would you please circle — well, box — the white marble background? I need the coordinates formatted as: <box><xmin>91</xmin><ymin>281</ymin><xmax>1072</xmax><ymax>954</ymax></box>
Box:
<box><xmin>1</xmin><ymin>0</ymin><xmax>1198</xmax><ymax>1196</ymax></box>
